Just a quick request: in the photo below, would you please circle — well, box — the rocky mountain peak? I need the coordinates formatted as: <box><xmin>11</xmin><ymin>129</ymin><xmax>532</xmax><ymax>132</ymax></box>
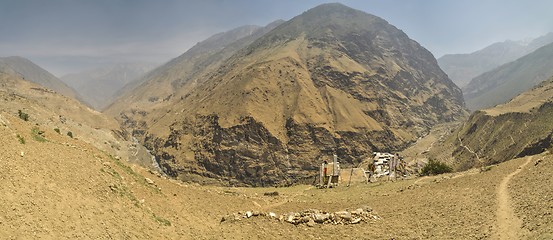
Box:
<box><xmin>109</xmin><ymin>3</ymin><xmax>466</xmax><ymax>186</ymax></box>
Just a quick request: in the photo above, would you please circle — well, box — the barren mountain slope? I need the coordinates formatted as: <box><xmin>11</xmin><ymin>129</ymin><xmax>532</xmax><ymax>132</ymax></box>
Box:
<box><xmin>0</xmin><ymin>109</ymin><xmax>255</xmax><ymax>239</ymax></box>
<box><xmin>1</xmin><ymin>68</ymin><xmax>549</xmax><ymax>238</ymax></box>
<box><xmin>426</xmin><ymin>77</ymin><xmax>553</xmax><ymax>171</ymax></box>
<box><xmin>0</xmin><ymin>70</ymin><xmax>159</xmax><ymax>170</ymax></box>
<box><xmin>0</xmin><ymin>56</ymin><xmax>81</xmax><ymax>101</ymax></box>
<box><xmin>105</xmin><ymin>21</ymin><xmax>284</xmax><ymax>125</ymax></box>
<box><xmin>128</xmin><ymin>3</ymin><xmax>466</xmax><ymax>186</ymax></box>
<box><xmin>3</xmin><ymin>110</ymin><xmax>551</xmax><ymax>240</ymax></box>
<box><xmin>0</xmin><ymin>68</ymin><xmax>256</xmax><ymax>238</ymax></box>
<box><xmin>463</xmin><ymin>41</ymin><xmax>553</xmax><ymax>110</ymax></box>
<box><xmin>61</xmin><ymin>63</ymin><xmax>157</xmax><ymax>110</ymax></box>
<box><xmin>438</xmin><ymin>32</ymin><xmax>553</xmax><ymax>88</ymax></box>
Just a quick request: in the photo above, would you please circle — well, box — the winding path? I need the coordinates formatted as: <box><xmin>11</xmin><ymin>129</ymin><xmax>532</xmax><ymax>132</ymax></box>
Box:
<box><xmin>494</xmin><ymin>156</ymin><xmax>533</xmax><ymax>239</ymax></box>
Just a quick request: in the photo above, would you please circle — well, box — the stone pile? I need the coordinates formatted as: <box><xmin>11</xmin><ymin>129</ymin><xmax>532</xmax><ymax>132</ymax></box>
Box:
<box><xmin>220</xmin><ymin>206</ymin><xmax>379</xmax><ymax>226</ymax></box>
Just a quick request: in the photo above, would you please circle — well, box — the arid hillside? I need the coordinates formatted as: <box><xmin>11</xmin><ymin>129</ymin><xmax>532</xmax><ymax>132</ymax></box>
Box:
<box><xmin>105</xmin><ymin>21</ymin><xmax>284</xmax><ymax>123</ymax></box>
<box><xmin>425</xmin><ymin>76</ymin><xmax>553</xmax><ymax>171</ymax></box>
<box><xmin>0</xmin><ymin>54</ymin><xmax>550</xmax><ymax>239</ymax></box>
<box><xmin>0</xmin><ymin>69</ymin><xmax>157</xmax><ymax>171</ymax></box>
<box><xmin>463</xmin><ymin>41</ymin><xmax>553</xmax><ymax>111</ymax></box>
<box><xmin>0</xmin><ymin>56</ymin><xmax>81</xmax><ymax>102</ymax></box>
<box><xmin>108</xmin><ymin>3</ymin><xmax>466</xmax><ymax>186</ymax></box>
<box><xmin>2</xmin><ymin>105</ymin><xmax>551</xmax><ymax>238</ymax></box>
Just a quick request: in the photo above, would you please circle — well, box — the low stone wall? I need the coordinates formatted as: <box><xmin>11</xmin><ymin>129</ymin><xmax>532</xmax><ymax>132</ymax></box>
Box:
<box><xmin>220</xmin><ymin>206</ymin><xmax>379</xmax><ymax>227</ymax></box>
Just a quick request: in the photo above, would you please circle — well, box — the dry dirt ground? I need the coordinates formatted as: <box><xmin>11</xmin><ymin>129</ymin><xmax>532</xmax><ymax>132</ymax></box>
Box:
<box><xmin>0</xmin><ymin>111</ymin><xmax>552</xmax><ymax>239</ymax></box>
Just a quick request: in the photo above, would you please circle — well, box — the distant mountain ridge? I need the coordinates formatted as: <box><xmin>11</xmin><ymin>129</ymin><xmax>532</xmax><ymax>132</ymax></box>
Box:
<box><xmin>61</xmin><ymin>62</ymin><xmax>157</xmax><ymax>110</ymax></box>
<box><xmin>107</xmin><ymin>3</ymin><xmax>466</xmax><ymax>186</ymax></box>
<box><xmin>463</xmin><ymin>41</ymin><xmax>553</xmax><ymax>110</ymax></box>
<box><xmin>438</xmin><ymin>32</ymin><xmax>553</xmax><ymax>88</ymax></box>
<box><xmin>0</xmin><ymin>56</ymin><xmax>81</xmax><ymax>101</ymax></box>
<box><xmin>105</xmin><ymin>20</ymin><xmax>285</xmax><ymax>125</ymax></box>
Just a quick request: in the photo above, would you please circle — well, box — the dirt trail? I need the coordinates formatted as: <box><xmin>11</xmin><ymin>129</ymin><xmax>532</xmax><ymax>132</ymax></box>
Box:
<box><xmin>494</xmin><ymin>156</ymin><xmax>533</xmax><ymax>239</ymax></box>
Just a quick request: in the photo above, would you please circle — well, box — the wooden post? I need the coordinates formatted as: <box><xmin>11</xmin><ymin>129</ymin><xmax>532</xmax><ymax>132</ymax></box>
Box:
<box><xmin>347</xmin><ymin>167</ymin><xmax>354</xmax><ymax>187</ymax></box>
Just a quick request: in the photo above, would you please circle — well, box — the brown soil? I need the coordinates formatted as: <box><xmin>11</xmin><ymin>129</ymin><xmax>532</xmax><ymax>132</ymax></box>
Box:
<box><xmin>1</xmin><ymin>71</ymin><xmax>551</xmax><ymax>239</ymax></box>
<box><xmin>511</xmin><ymin>153</ymin><xmax>553</xmax><ymax>239</ymax></box>
<box><xmin>2</xmin><ymin>109</ymin><xmax>551</xmax><ymax>239</ymax></box>
<box><xmin>494</xmin><ymin>156</ymin><xmax>532</xmax><ymax>239</ymax></box>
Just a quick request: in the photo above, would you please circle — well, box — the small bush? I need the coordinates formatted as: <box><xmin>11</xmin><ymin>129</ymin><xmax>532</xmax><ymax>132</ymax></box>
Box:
<box><xmin>263</xmin><ymin>191</ymin><xmax>279</xmax><ymax>196</ymax></box>
<box><xmin>16</xmin><ymin>134</ymin><xmax>25</xmax><ymax>144</ymax></box>
<box><xmin>153</xmin><ymin>214</ymin><xmax>172</xmax><ymax>226</ymax></box>
<box><xmin>54</xmin><ymin>128</ymin><xmax>60</xmax><ymax>134</ymax></box>
<box><xmin>420</xmin><ymin>159</ymin><xmax>452</xmax><ymax>176</ymax></box>
<box><xmin>480</xmin><ymin>165</ymin><xmax>493</xmax><ymax>172</ymax></box>
<box><xmin>18</xmin><ymin>110</ymin><xmax>29</xmax><ymax>121</ymax></box>
<box><xmin>67</xmin><ymin>131</ymin><xmax>73</xmax><ymax>138</ymax></box>
<box><xmin>31</xmin><ymin>127</ymin><xmax>47</xmax><ymax>142</ymax></box>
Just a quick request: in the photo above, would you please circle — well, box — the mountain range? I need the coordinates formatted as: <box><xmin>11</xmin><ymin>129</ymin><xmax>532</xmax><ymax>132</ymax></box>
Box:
<box><xmin>438</xmin><ymin>32</ymin><xmax>553</xmax><ymax>88</ymax></box>
<box><xmin>106</xmin><ymin>3</ymin><xmax>466</xmax><ymax>186</ymax></box>
<box><xmin>463</xmin><ymin>41</ymin><xmax>553</xmax><ymax>110</ymax></box>
<box><xmin>61</xmin><ymin>63</ymin><xmax>158</xmax><ymax>110</ymax></box>
<box><xmin>1</xmin><ymin>3</ymin><xmax>553</xmax><ymax>238</ymax></box>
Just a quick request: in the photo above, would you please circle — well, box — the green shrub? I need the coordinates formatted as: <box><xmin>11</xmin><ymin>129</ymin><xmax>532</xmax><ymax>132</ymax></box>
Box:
<box><xmin>67</xmin><ymin>131</ymin><xmax>73</xmax><ymax>138</ymax></box>
<box><xmin>16</xmin><ymin>134</ymin><xmax>25</xmax><ymax>144</ymax></box>
<box><xmin>480</xmin><ymin>165</ymin><xmax>493</xmax><ymax>172</ymax></box>
<box><xmin>54</xmin><ymin>128</ymin><xmax>60</xmax><ymax>134</ymax></box>
<box><xmin>31</xmin><ymin>127</ymin><xmax>47</xmax><ymax>142</ymax></box>
<box><xmin>18</xmin><ymin>110</ymin><xmax>29</xmax><ymax>121</ymax></box>
<box><xmin>420</xmin><ymin>159</ymin><xmax>452</xmax><ymax>176</ymax></box>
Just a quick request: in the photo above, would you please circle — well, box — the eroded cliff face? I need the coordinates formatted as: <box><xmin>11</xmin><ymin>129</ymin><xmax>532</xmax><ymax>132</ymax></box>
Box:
<box><xmin>450</xmin><ymin>103</ymin><xmax>553</xmax><ymax>170</ymax></box>
<box><xmin>425</xmin><ymin>77</ymin><xmax>553</xmax><ymax>171</ymax></box>
<box><xmin>142</xmin><ymin>115</ymin><xmax>406</xmax><ymax>186</ymax></box>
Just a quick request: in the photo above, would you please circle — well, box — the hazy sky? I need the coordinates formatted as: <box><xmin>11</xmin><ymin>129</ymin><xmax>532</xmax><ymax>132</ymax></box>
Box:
<box><xmin>1</xmin><ymin>0</ymin><xmax>552</xmax><ymax>76</ymax></box>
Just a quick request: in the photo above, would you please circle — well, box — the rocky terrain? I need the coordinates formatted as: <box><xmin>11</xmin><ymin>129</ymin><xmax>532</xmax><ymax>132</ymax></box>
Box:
<box><xmin>61</xmin><ymin>62</ymin><xmax>158</xmax><ymax>110</ymax></box>
<box><xmin>463</xmin><ymin>41</ymin><xmax>553</xmax><ymax>110</ymax></box>
<box><xmin>438</xmin><ymin>32</ymin><xmax>553</xmax><ymax>88</ymax></box>
<box><xmin>2</xmin><ymin>2</ymin><xmax>552</xmax><ymax>239</ymax></box>
<box><xmin>1</xmin><ymin>66</ymin><xmax>550</xmax><ymax>238</ymax></box>
<box><xmin>0</xmin><ymin>67</ymin><xmax>158</xmax><ymax>171</ymax></box>
<box><xmin>2</xmin><ymin>101</ymin><xmax>551</xmax><ymax>239</ymax></box>
<box><xmin>107</xmin><ymin>3</ymin><xmax>466</xmax><ymax>186</ymax></box>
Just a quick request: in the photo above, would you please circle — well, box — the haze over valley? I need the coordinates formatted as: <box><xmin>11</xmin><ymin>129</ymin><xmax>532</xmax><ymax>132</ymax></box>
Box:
<box><xmin>1</xmin><ymin>1</ymin><xmax>552</xmax><ymax>239</ymax></box>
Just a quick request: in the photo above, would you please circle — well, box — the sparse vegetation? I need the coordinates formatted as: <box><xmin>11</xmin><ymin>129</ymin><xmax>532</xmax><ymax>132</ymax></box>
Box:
<box><xmin>102</xmin><ymin>167</ymin><xmax>121</xmax><ymax>179</ymax></box>
<box><xmin>153</xmin><ymin>213</ymin><xmax>172</xmax><ymax>226</ymax></box>
<box><xmin>18</xmin><ymin>109</ymin><xmax>29</xmax><ymax>121</ymax></box>
<box><xmin>54</xmin><ymin>128</ymin><xmax>60</xmax><ymax>134</ymax></box>
<box><xmin>480</xmin><ymin>165</ymin><xmax>494</xmax><ymax>172</ymax></box>
<box><xmin>67</xmin><ymin>131</ymin><xmax>73</xmax><ymax>138</ymax></box>
<box><xmin>16</xmin><ymin>134</ymin><xmax>25</xmax><ymax>144</ymax></box>
<box><xmin>31</xmin><ymin>127</ymin><xmax>47</xmax><ymax>142</ymax></box>
<box><xmin>420</xmin><ymin>159</ymin><xmax>453</xmax><ymax>176</ymax></box>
